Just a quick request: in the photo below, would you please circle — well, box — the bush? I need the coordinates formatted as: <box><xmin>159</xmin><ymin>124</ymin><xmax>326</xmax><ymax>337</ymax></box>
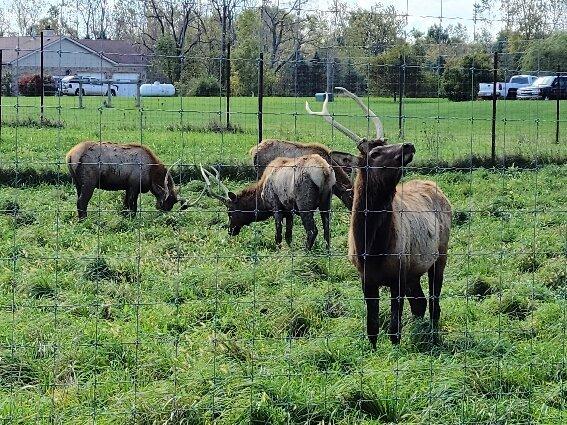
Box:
<box><xmin>17</xmin><ymin>74</ymin><xmax>55</xmax><ymax>96</ymax></box>
<box><xmin>184</xmin><ymin>76</ymin><xmax>221</xmax><ymax>97</ymax></box>
<box><xmin>443</xmin><ymin>52</ymin><xmax>492</xmax><ymax>101</ymax></box>
<box><xmin>1</xmin><ymin>71</ymin><xmax>12</xmax><ymax>96</ymax></box>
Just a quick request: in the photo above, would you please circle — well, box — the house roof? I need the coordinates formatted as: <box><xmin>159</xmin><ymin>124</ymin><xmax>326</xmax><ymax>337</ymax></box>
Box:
<box><xmin>0</xmin><ymin>35</ymin><xmax>147</xmax><ymax>66</ymax></box>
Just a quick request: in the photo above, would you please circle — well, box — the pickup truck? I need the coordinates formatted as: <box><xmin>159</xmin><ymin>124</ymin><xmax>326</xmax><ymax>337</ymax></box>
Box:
<box><xmin>478</xmin><ymin>75</ymin><xmax>537</xmax><ymax>100</ymax></box>
<box><xmin>61</xmin><ymin>75</ymin><xmax>118</xmax><ymax>96</ymax></box>
<box><xmin>517</xmin><ymin>76</ymin><xmax>567</xmax><ymax>100</ymax></box>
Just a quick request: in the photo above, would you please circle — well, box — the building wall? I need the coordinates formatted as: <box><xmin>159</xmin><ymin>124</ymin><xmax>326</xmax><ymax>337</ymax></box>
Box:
<box><xmin>4</xmin><ymin>38</ymin><xmax>147</xmax><ymax>94</ymax></box>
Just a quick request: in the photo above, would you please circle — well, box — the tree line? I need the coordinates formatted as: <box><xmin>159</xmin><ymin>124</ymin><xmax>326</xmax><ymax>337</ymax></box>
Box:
<box><xmin>1</xmin><ymin>0</ymin><xmax>565</xmax><ymax>100</ymax></box>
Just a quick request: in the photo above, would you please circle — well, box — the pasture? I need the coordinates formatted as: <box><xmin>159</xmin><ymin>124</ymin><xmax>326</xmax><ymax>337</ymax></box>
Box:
<box><xmin>0</xmin><ymin>95</ymin><xmax>565</xmax><ymax>423</ymax></box>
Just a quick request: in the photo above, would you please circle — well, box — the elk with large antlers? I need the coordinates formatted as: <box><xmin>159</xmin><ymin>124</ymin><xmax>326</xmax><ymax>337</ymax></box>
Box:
<box><xmin>307</xmin><ymin>88</ymin><xmax>452</xmax><ymax>347</ymax></box>
<box><xmin>249</xmin><ymin>139</ymin><xmax>356</xmax><ymax>209</ymax></box>
<box><xmin>201</xmin><ymin>154</ymin><xmax>336</xmax><ymax>250</ymax></box>
<box><xmin>66</xmin><ymin>141</ymin><xmax>199</xmax><ymax>218</ymax></box>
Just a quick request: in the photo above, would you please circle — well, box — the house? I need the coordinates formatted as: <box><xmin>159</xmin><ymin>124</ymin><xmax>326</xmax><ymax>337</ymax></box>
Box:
<box><xmin>0</xmin><ymin>30</ymin><xmax>148</xmax><ymax>93</ymax></box>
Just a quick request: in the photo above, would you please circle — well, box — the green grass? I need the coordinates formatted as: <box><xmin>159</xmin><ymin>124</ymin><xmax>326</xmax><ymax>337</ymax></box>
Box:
<box><xmin>0</xmin><ymin>95</ymin><xmax>565</xmax><ymax>172</ymax></box>
<box><xmin>0</xmin><ymin>95</ymin><xmax>565</xmax><ymax>422</ymax></box>
<box><xmin>0</xmin><ymin>160</ymin><xmax>565</xmax><ymax>422</ymax></box>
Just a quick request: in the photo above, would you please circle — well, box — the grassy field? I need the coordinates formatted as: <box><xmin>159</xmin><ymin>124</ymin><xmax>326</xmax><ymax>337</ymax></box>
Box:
<box><xmin>0</xmin><ymin>95</ymin><xmax>565</xmax><ymax>423</ymax></box>
<box><xmin>0</xmin><ymin>95</ymin><xmax>565</xmax><ymax>171</ymax></box>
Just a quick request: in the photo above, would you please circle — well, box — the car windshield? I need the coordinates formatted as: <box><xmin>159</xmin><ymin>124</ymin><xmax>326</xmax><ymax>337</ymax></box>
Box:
<box><xmin>532</xmin><ymin>76</ymin><xmax>554</xmax><ymax>86</ymax></box>
<box><xmin>510</xmin><ymin>76</ymin><xmax>528</xmax><ymax>84</ymax></box>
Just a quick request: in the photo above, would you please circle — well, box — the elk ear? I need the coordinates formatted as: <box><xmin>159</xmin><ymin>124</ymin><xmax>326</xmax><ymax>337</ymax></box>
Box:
<box><xmin>228</xmin><ymin>192</ymin><xmax>237</xmax><ymax>202</ymax></box>
<box><xmin>330</xmin><ymin>151</ymin><xmax>358</xmax><ymax>173</ymax></box>
<box><xmin>358</xmin><ymin>139</ymin><xmax>387</xmax><ymax>154</ymax></box>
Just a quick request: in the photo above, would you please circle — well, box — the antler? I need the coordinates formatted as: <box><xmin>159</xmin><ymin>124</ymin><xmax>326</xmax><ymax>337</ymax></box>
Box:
<box><xmin>335</xmin><ymin>87</ymin><xmax>384</xmax><ymax>140</ymax></box>
<box><xmin>200</xmin><ymin>165</ymin><xmax>231</xmax><ymax>203</ymax></box>
<box><xmin>305</xmin><ymin>93</ymin><xmax>363</xmax><ymax>144</ymax></box>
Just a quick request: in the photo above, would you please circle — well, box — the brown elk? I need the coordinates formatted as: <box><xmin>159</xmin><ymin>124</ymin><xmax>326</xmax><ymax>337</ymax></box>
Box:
<box><xmin>249</xmin><ymin>139</ymin><xmax>356</xmax><ymax>209</ymax></box>
<box><xmin>201</xmin><ymin>154</ymin><xmax>336</xmax><ymax>250</ymax></box>
<box><xmin>66</xmin><ymin>141</ymin><xmax>197</xmax><ymax>218</ymax></box>
<box><xmin>307</xmin><ymin>88</ymin><xmax>452</xmax><ymax>347</ymax></box>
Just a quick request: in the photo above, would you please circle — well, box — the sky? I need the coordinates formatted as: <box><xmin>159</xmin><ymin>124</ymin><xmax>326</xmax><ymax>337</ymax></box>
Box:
<box><xmin>319</xmin><ymin>0</ymin><xmax>506</xmax><ymax>39</ymax></box>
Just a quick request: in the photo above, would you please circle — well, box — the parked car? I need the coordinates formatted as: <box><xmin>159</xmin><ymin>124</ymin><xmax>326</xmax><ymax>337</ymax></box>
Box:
<box><xmin>61</xmin><ymin>75</ymin><xmax>118</xmax><ymax>96</ymax></box>
<box><xmin>517</xmin><ymin>76</ymin><xmax>567</xmax><ymax>100</ymax></box>
<box><xmin>478</xmin><ymin>75</ymin><xmax>537</xmax><ymax>100</ymax></box>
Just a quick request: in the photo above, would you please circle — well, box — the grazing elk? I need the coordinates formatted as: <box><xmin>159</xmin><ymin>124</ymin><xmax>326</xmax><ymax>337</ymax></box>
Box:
<box><xmin>201</xmin><ymin>154</ymin><xmax>336</xmax><ymax>250</ymax></box>
<box><xmin>307</xmin><ymin>88</ymin><xmax>452</xmax><ymax>347</ymax></box>
<box><xmin>249</xmin><ymin>139</ymin><xmax>357</xmax><ymax>209</ymax></box>
<box><xmin>66</xmin><ymin>141</ymin><xmax>196</xmax><ymax>218</ymax></box>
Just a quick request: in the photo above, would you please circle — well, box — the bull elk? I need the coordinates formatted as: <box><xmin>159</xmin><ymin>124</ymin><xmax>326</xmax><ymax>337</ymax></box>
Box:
<box><xmin>66</xmin><ymin>141</ymin><xmax>199</xmax><ymax>218</ymax></box>
<box><xmin>307</xmin><ymin>88</ymin><xmax>452</xmax><ymax>347</ymax></box>
<box><xmin>201</xmin><ymin>154</ymin><xmax>335</xmax><ymax>250</ymax></box>
<box><xmin>249</xmin><ymin>139</ymin><xmax>356</xmax><ymax>209</ymax></box>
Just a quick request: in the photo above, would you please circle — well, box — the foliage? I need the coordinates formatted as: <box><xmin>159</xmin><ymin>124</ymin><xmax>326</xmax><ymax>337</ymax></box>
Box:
<box><xmin>151</xmin><ymin>34</ymin><xmax>182</xmax><ymax>83</ymax></box>
<box><xmin>232</xmin><ymin>9</ymin><xmax>262</xmax><ymax>96</ymax></box>
<box><xmin>17</xmin><ymin>74</ymin><xmax>54</xmax><ymax>96</ymax></box>
<box><xmin>521</xmin><ymin>32</ymin><xmax>567</xmax><ymax>72</ymax></box>
<box><xmin>443</xmin><ymin>52</ymin><xmax>493</xmax><ymax>101</ymax></box>
<box><xmin>179</xmin><ymin>76</ymin><xmax>221</xmax><ymax>97</ymax></box>
<box><xmin>1</xmin><ymin>71</ymin><xmax>12</xmax><ymax>96</ymax></box>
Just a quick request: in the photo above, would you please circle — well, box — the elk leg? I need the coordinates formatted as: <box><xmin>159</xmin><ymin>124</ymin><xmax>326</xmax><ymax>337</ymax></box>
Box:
<box><xmin>363</xmin><ymin>278</ymin><xmax>380</xmax><ymax>350</ymax></box>
<box><xmin>406</xmin><ymin>277</ymin><xmax>426</xmax><ymax>319</ymax></box>
<box><xmin>284</xmin><ymin>212</ymin><xmax>293</xmax><ymax>246</ymax></box>
<box><xmin>320</xmin><ymin>193</ymin><xmax>332</xmax><ymax>250</ymax></box>
<box><xmin>299</xmin><ymin>211</ymin><xmax>317</xmax><ymax>250</ymax></box>
<box><xmin>389</xmin><ymin>281</ymin><xmax>406</xmax><ymax>344</ymax></box>
<box><xmin>428</xmin><ymin>255</ymin><xmax>447</xmax><ymax>326</ymax></box>
<box><xmin>127</xmin><ymin>189</ymin><xmax>140</xmax><ymax>213</ymax></box>
<box><xmin>77</xmin><ymin>185</ymin><xmax>94</xmax><ymax>219</ymax></box>
<box><xmin>273</xmin><ymin>210</ymin><xmax>283</xmax><ymax>248</ymax></box>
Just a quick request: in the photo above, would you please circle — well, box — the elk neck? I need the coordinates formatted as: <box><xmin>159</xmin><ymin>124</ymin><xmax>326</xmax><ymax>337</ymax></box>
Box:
<box><xmin>352</xmin><ymin>164</ymin><xmax>399</xmax><ymax>265</ymax></box>
<box><xmin>236</xmin><ymin>184</ymin><xmax>273</xmax><ymax>222</ymax></box>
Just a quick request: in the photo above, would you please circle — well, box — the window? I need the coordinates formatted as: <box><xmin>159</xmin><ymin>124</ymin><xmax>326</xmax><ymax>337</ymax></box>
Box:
<box><xmin>510</xmin><ymin>76</ymin><xmax>528</xmax><ymax>84</ymax></box>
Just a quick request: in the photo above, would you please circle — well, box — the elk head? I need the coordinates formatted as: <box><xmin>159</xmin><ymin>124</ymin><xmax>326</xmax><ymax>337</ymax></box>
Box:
<box><xmin>200</xmin><ymin>165</ymin><xmax>269</xmax><ymax>236</ymax></box>
<box><xmin>154</xmin><ymin>160</ymin><xmax>203</xmax><ymax>211</ymax></box>
<box><xmin>305</xmin><ymin>87</ymin><xmax>388</xmax><ymax>160</ymax></box>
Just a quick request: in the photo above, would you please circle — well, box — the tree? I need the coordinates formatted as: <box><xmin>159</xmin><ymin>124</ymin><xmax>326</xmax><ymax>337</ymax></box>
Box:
<box><xmin>500</xmin><ymin>0</ymin><xmax>554</xmax><ymax>40</ymax></box>
<box><xmin>0</xmin><ymin>7</ymin><xmax>12</xmax><ymax>36</ymax></box>
<box><xmin>343</xmin><ymin>6</ymin><xmax>402</xmax><ymax>56</ymax></box>
<box><xmin>232</xmin><ymin>9</ymin><xmax>261</xmax><ymax>95</ymax></box>
<box><xmin>152</xmin><ymin>34</ymin><xmax>181</xmax><ymax>83</ymax></box>
<box><xmin>12</xmin><ymin>0</ymin><xmax>43</xmax><ymax>35</ymax></box>
<box><xmin>309</xmin><ymin>51</ymin><xmax>326</xmax><ymax>94</ymax></box>
<box><xmin>521</xmin><ymin>32</ymin><xmax>567</xmax><ymax>73</ymax></box>
<box><xmin>443</xmin><ymin>52</ymin><xmax>492</xmax><ymax>101</ymax></box>
<box><xmin>369</xmin><ymin>43</ymin><xmax>427</xmax><ymax>98</ymax></box>
<box><xmin>260</xmin><ymin>1</ymin><xmax>319</xmax><ymax>72</ymax></box>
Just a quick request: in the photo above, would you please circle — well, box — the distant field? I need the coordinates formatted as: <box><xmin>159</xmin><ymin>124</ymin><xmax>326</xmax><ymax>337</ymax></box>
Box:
<box><xmin>0</xmin><ymin>95</ymin><xmax>565</xmax><ymax>170</ymax></box>
<box><xmin>0</xmin><ymin>94</ymin><xmax>565</xmax><ymax>423</ymax></box>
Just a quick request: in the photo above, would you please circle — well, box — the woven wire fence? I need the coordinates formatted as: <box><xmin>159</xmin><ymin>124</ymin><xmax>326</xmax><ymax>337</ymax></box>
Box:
<box><xmin>0</xmin><ymin>0</ymin><xmax>565</xmax><ymax>423</ymax></box>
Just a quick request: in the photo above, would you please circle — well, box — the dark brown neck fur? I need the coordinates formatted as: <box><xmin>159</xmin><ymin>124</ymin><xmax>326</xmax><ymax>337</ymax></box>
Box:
<box><xmin>352</xmin><ymin>165</ymin><xmax>399</xmax><ymax>268</ymax></box>
<box><xmin>233</xmin><ymin>184</ymin><xmax>273</xmax><ymax>226</ymax></box>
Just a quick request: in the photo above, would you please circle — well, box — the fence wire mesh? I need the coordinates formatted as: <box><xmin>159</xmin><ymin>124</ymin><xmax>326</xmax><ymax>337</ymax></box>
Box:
<box><xmin>0</xmin><ymin>0</ymin><xmax>565</xmax><ymax>423</ymax></box>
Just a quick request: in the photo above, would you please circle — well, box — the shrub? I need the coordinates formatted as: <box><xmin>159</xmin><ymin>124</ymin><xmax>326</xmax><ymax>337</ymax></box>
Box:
<box><xmin>18</xmin><ymin>74</ymin><xmax>55</xmax><ymax>96</ymax></box>
<box><xmin>1</xmin><ymin>71</ymin><xmax>12</xmax><ymax>96</ymax></box>
<box><xmin>185</xmin><ymin>76</ymin><xmax>221</xmax><ymax>97</ymax></box>
<box><xmin>443</xmin><ymin>52</ymin><xmax>492</xmax><ymax>101</ymax></box>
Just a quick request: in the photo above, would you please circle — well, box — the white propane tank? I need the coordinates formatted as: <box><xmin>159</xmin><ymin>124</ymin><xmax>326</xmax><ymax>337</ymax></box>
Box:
<box><xmin>140</xmin><ymin>81</ymin><xmax>176</xmax><ymax>97</ymax></box>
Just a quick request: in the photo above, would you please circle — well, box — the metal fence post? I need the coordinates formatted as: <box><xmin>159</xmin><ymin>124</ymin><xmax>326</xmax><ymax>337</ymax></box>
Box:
<box><xmin>0</xmin><ymin>50</ymin><xmax>3</xmax><ymax>131</ymax></box>
<box><xmin>40</xmin><ymin>30</ymin><xmax>44</xmax><ymax>123</ymax></box>
<box><xmin>398</xmin><ymin>55</ymin><xmax>403</xmax><ymax>135</ymax></box>
<box><xmin>556</xmin><ymin>68</ymin><xmax>560</xmax><ymax>144</ymax></box>
<box><xmin>106</xmin><ymin>81</ymin><xmax>112</xmax><ymax>107</ymax></box>
<box><xmin>78</xmin><ymin>80</ymin><xmax>83</xmax><ymax>109</ymax></box>
<box><xmin>258</xmin><ymin>52</ymin><xmax>264</xmax><ymax>144</ymax></box>
<box><xmin>135</xmin><ymin>80</ymin><xmax>141</xmax><ymax>108</ymax></box>
<box><xmin>226</xmin><ymin>42</ymin><xmax>231</xmax><ymax>128</ymax></box>
<box><xmin>491</xmin><ymin>52</ymin><xmax>498</xmax><ymax>164</ymax></box>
